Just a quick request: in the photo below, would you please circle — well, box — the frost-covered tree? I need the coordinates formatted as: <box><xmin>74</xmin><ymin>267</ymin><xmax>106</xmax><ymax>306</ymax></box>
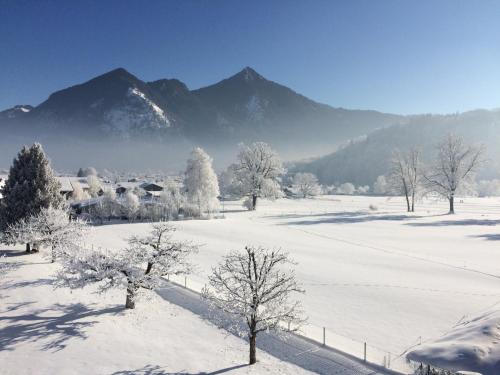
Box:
<box><xmin>389</xmin><ymin>148</ymin><xmax>422</xmax><ymax>212</ymax></box>
<box><xmin>86</xmin><ymin>175</ymin><xmax>101</xmax><ymax>198</ymax></box>
<box><xmin>425</xmin><ymin>134</ymin><xmax>484</xmax><ymax>214</ymax></box>
<box><xmin>71</xmin><ymin>181</ymin><xmax>90</xmax><ymax>202</ymax></box>
<box><xmin>234</xmin><ymin>142</ymin><xmax>284</xmax><ymax>210</ymax></box>
<box><xmin>373</xmin><ymin>175</ymin><xmax>388</xmax><ymax>195</ymax></box>
<box><xmin>123</xmin><ymin>191</ymin><xmax>140</xmax><ymax>221</ymax></box>
<box><xmin>4</xmin><ymin>207</ymin><xmax>88</xmax><ymax>262</ymax></box>
<box><xmin>100</xmin><ymin>188</ymin><xmax>117</xmax><ymax>221</ymax></box>
<box><xmin>293</xmin><ymin>172</ymin><xmax>320</xmax><ymax>198</ymax></box>
<box><xmin>184</xmin><ymin>147</ymin><xmax>220</xmax><ymax>216</ymax></box>
<box><xmin>203</xmin><ymin>246</ymin><xmax>305</xmax><ymax>365</ymax></box>
<box><xmin>159</xmin><ymin>182</ymin><xmax>185</xmax><ymax>220</ymax></box>
<box><xmin>337</xmin><ymin>182</ymin><xmax>355</xmax><ymax>195</ymax></box>
<box><xmin>356</xmin><ymin>185</ymin><xmax>370</xmax><ymax>195</ymax></box>
<box><xmin>58</xmin><ymin>223</ymin><xmax>198</xmax><ymax>309</ymax></box>
<box><xmin>77</xmin><ymin>167</ymin><xmax>97</xmax><ymax>177</ymax></box>
<box><xmin>0</xmin><ymin>144</ymin><xmax>63</xmax><ymax>252</ymax></box>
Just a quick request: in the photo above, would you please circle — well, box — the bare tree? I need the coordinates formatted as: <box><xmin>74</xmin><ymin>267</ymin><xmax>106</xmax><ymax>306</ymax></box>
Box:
<box><xmin>234</xmin><ymin>142</ymin><xmax>284</xmax><ymax>210</ymax></box>
<box><xmin>293</xmin><ymin>172</ymin><xmax>321</xmax><ymax>198</ymax></box>
<box><xmin>58</xmin><ymin>223</ymin><xmax>198</xmax><ymax>309</ymax></box>
<box><xmin>425</xmin><ymin>134</ymin><xmax>484</xmax><ymax>214</ymax></box>
<box><xmin>389</xmin><ymin>148</ymin><xmax>422</xmax><ymax>212</ymax></box>
<box><xmin>203</xmin><ymin>246</ymin><xmax>305</xmax><ymax>365</ymax></box>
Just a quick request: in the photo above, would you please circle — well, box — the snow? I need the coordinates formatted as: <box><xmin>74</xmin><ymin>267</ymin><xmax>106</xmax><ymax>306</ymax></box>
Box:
<box><xmin>0</xmin><ymin>251</ymin><xmax>315</xmax><ymax>375</ymax></box>
<box><xmin>84</xmin><ymin>195</ymin><xmax>500</xmax><ymax>373</ymax></box>
<box><xmin>407</xmin><ymin>307</ymin><xmax>500</xmax><ymax>375</ymax></box>
<box><xmin>103</xmin><ymin>87</ymin><xmax>170</xmax><ymax>136</ymax></box>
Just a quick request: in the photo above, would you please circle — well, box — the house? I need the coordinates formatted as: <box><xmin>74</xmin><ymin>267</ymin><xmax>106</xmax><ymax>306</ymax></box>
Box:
<box><xmin>139</xmin><ymin>182</ymin><xmax>164</xmax><ymax>192</ymax></box>
<box><xmin>57</xmin><ymin>177</ymin><xmax>91</xmax><ymax>198</ymax></box>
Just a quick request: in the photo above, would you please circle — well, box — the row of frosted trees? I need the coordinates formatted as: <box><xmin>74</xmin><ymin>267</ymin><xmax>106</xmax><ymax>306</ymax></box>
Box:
<box><xmin>375</xmin><ymin>134</ymin><xmax>484</xmax><ymax>214</ymax></box>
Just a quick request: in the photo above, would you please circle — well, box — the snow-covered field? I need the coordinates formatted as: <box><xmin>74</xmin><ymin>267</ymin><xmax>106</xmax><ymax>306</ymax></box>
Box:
<box><xmin>0</xmin><ymin>252</ymin><xmax>314</xmax><ymax>375</ymax></box>
<box><xmin>4</xmin><ymin>194</ymin><xmax>500</xmax><ymax>374</ymax></box>
<box><xmin>86</xmin><ymin>195</ymin><xmax>500</xmax><ymax>372</ymax></box>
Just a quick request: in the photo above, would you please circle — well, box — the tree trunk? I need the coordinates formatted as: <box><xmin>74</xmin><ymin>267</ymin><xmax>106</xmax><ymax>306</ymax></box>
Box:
<box><xmin>51</xmin><ymin>245</ymin><xmax>56</xmax><ymax>263</ymax></box>
<box><xmin>449</xmin><ymin>195</ymin><xmax>455</xmax><ymax>214</ymax></box>
<box><xmin>125</xmin><ymin>284</ymin><xmax>136</xmax><ymax>309</ymax></box>
<box><xmin>26</xmin><ymin>243</ymin><xmax>31</xmax><ymax>253</ymax></box>
<box><xmin>405</xmin><ymin>193</ymin><xmax>411</xmax><ymax>212</ymax></box>
<box><xmin>252</xmin><ymin>195</ymin><xmax>258</xmax><ymax>211</ymax></box>
<box><xmin>249</xmin><ymin>333</ymin><xmax>257</xmax><ymax>365</ymax></box>
<box><xmin>411</xmin><ymin>192</ymin><xmax>415</xmax><ymax>212</ymax></box>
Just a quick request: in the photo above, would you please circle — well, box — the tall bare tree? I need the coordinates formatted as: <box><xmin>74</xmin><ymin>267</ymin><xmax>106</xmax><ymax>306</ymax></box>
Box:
<box><xmin>389</xmin><ymin>148</ymin><xmax>422</xmax><ymax>212</ymax></box>
<box><xmin>203</xmin><ymin>246</ymin><xmax>305</xmax><ymax>365</ymax></box>
<box><xmin>425</xmin><ymin>134</ymin><xmax>484</xmax><ymax>214</ymax></box>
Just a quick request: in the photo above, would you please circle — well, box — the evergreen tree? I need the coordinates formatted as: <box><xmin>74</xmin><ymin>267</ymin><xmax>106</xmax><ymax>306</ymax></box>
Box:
<box><xmin>0</xmin><ymin>144</ymin><xmax>63</xmax><ymax>251</ymax></box>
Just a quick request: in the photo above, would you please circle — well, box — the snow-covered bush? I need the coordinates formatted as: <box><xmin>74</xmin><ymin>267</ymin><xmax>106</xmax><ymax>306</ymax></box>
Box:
<box><xmin>58</xmin><ymin>223</ymin><xmax>198</xmax><ymax>309</ymax></box>
<box><xmin>203</xmin><ymin>246</ymin><xmax>305</xmax><ymax>365</ymax></box>
<box><xmin>4</xmin><ymin>207</ymin><xmax>89</xmax><ymax>261</ymax></box>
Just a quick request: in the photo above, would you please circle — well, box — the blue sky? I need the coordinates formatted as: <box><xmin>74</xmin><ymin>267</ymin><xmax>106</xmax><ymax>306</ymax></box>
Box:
<box><xmin>1</xmin><ymin>0</ymin><xmax>499</xmax><ymax>114</ymax></box>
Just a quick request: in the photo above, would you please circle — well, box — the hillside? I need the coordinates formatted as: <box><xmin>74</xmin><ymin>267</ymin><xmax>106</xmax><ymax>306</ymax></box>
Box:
<box><xmin>291</xmin><ymin>110</ymin><xmax>500</xmax><ymax>186</ymax></box>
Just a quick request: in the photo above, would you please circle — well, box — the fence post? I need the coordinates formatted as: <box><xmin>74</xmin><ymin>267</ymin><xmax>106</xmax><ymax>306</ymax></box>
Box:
<box><xmin>184</xmin><ymin>276</ymin><xmax>187</xmax><ymax>288</ymax></box>
<box><xmin>322</xmin><ymin>327</ymin><xmax>326</xmax><ymax>346</ymax></box>
<box><xmin>288</xmin><ymin>321</ymin><xmax>291</xmax><ymax>331</ymax></box>
<box><xmin>388</xmin><ymin>353</ymin><xmax>391</xmax><ymax>368</ymax></box>
<box><xmin>363</xmin><ymin>342</ymin><xmax>367</xmax><ymax>362</ymax></box>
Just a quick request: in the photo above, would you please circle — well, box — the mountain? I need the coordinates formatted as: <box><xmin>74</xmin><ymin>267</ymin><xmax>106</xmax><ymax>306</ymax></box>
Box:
<box><xmin>290</xmin><ymin>110</ymin><xmax>500</xmax><ymax>186</ymax></box>
<box><xmin>0</xmin><ymin>67</ymin><xmax>403</xmax><ymax>157</ymax></box>
<box><xmin>0</xmin><ymin>105</ymin><xmax>33</xmax><ymax>120</ymax></box>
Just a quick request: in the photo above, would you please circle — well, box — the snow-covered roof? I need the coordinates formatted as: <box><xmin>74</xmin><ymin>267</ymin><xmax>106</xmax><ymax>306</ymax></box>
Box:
<box><xmin>57</xmin><ymin>177</ymin><xmax>90</xmax><ymax>192</ymax></box>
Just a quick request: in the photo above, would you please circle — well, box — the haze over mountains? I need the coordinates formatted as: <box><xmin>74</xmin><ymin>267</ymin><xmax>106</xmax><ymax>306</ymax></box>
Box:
<box><xmin>1</xmin><ymin>67</ymin><xmax>499</xmax><ymax>181</ymax></box>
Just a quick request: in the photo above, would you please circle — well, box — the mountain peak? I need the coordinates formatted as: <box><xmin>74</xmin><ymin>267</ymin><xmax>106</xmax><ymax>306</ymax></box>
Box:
<box><xmin>234</xmin><ymin>66</ymin><xmax>264</xmax><ymax>82</ymax></box>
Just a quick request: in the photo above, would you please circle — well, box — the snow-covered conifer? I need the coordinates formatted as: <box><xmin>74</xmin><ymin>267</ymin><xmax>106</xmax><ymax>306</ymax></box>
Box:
<box><xmin>203</xmin><ymin>246</ymin><xmax>305</xmax><ymax>365</ymax></box>
<box><xmin>58</xmin><ymin>223</ymin><xmax>198</xmax><ymax>309</ymax></box>
<box><xmin>0</xmin><ymin>144</ymin><xmax>63</xmax><ymax>252</ymax></box>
